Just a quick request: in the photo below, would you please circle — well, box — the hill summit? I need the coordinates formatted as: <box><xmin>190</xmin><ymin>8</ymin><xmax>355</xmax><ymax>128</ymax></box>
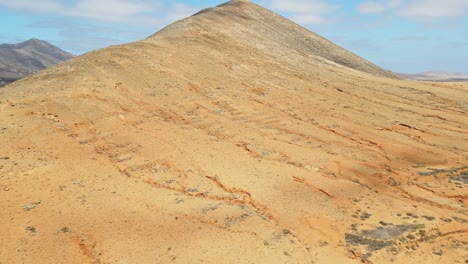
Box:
<box><xmin>0</xmin><ymin>38</ymin><xmax>73</xmax><ymax>86</ymax></box>
<box><xmin>0</xmin><ymin>1</ymin><xmax>466</xmax><ymax>264</ymax></box>
<box><xmin>150</xmin><ymin>0</ymin><xmax>397</xmax><ymax>78</ymax></box>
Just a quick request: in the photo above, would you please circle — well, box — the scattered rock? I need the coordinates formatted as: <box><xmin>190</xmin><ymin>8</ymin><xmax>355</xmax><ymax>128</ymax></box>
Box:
<box><xmin>388</xmin><ymin>177</ymin><xmax>400</xmax><ymax>186</ymax></box>
<box><xmin>360</xmin><ymin>212</ymin><xmax>372</xmax><ymax>221</ymax></box>
<box><xmin>418</xmin><ymin>230</ymin><xmax>426</xmax><ymax>238</ymax></box>
<box><xmin>319</xmin><ymin>240</ymin><xmax>329</xmax><ymax>247</ymax></box>
<box><xmin>405</xmin><ymin>212</ymin><xmax>419</xmax><ymax>218</ymax></box>
<box><xmin>20</xmin><ymin>201</ymin><xmax>41</xmax><ymax>211</ymax></box>
<box><xmin>61</xmin><ymin>227</ymin><xmax>70</xmax><ymax>233</ymax></box>
<box><xmin>26</xmin><ymin>226</ymin><xmax>36</xmax><ymax>235</ymax></box>
<box><xmin>452</xmin><ymin>216</ymin><xmax>467</xmax><ymax>224</ymax></box>
<box><xmin>422</xmin><ymin>216</ymin><xmax>435</xmax><ymax>221</ymax></box>
<box><xmin>73</xmin><ymin>181</ymin><xmax>84</xmax><ymax>187</ymax></box>
<box><xmin>432</xmin><ymin>250</ymin><xmax>442</xmax><ymax>256</ymax></box>
<box><xmin>379</xmin><ymin>221</ymin><xmax>391</xmax><ymax>226</ymax></box>
<box><xmin>390</xmin><ymin>246</ymin><xmax>399</xmax><ymax>255</ymax></box>
<box><xmin>362</xmin><ymin>252</ymin><xmax>372</xmax><ymax>260</ymax></box>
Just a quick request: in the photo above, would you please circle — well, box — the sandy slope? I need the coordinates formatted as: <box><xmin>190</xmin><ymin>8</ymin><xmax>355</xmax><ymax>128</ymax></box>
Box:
<box><xmin>0</xmin><ymin>1</ymin><xmax>467</xmax><ymax>263</ymax></box>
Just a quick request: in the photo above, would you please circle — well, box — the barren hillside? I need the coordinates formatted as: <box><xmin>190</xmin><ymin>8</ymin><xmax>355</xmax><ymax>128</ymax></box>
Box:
<box><xmin>0</xmin><ymin>1</ymin><xmax>466</xmax><ymax>263</ymax></box>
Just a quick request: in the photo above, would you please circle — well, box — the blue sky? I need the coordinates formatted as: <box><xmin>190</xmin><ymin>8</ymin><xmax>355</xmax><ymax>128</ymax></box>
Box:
<box><xmin>0</xmin><ymin>0</ymin><xmax>467</xmax><ymax>74</ymax></box>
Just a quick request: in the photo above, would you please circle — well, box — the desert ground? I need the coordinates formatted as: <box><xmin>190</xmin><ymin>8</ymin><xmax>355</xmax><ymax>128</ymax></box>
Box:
<box><xmin>1</xmin><ymin>1</ymin><xmax>467</xmax><ymax>263</ymax></box>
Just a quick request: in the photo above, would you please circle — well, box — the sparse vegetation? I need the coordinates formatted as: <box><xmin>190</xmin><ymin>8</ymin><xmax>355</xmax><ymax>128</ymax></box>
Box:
<box><xmin>345</xmin><ymin>233</ymin><xmax>395</xmax><ymax>251</ymax></box>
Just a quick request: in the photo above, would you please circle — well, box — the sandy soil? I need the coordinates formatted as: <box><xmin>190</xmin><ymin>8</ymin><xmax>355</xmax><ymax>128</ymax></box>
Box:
<box><xmin>0</xmin><ymin>1</ymin><xmax>467</xmax><ymax>263</ymax></box>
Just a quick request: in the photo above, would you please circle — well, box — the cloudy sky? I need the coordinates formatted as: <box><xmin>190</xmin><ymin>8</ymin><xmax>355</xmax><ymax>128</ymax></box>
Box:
<box><xmin>0</xmin><ymin>0</ymin><xmax>467</xmax><ymax>74</ymax></box>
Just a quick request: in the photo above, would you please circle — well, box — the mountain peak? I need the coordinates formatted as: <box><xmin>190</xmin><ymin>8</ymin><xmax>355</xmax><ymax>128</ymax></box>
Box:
<box><xmin>0</xmin><ymin>38</ymin><xmax>73</xmax><ymax>86</ymax></box>
<box><xmin>148</xmin><ymin>0</ymin><xmax>397</xmax><ymax>78</ymax></box>
<box><xmin>23</xmin><ymin>38</ymin><xmax>50</xmax><ymax>46</ymax></box>
<box><xmin>1</xmin><ymin>38</ymin><xmax>57</xmax><ymax>50</ymax></box>
<box><xmin>25</xmin><ymin>38</ymin><xmax>44</xmax><ymax>43</ymax></box>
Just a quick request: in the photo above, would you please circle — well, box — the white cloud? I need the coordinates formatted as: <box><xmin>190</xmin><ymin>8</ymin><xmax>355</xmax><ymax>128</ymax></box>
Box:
<box><xmin>288</xmin><ymin>14</ymin><xmax>327</xmax><ymax>24</ymax></box>
<box><xmin>392</xmin><ymin>35</ymin><xmax>430</xmax><ymax>42</ymax></box>
<box><xmin>355</xmin><ymin>0</ymin><xmax>468</xmax><ymax>18</ymax></box>
<box><xmin>73</xmin><ymin>0</ymin><xmax>152</xmax><ymax>16</ymax></box>
<box><xmin>387</xmin><ymin>0</ymin><xmax>404</xmax><ymax>8</ymax></box>
<box><xmin>266</xmin><ymin>0</ymin><xmax>341</xmax><ymax>24</ymax></box>
<box><xmin>0</xmin><ymin>0</ymin><xmax>175</xmax><ymax>26</ymax></box>
<box><xmin>398</xmin><ymin>0</ymin><xmax>468</xmax><ymax>18</ymax></box>
<box><xmin>356</xmin><ymin>2</ymin><xmax>386</xmax><ymax>14</ymax></box>
<box><xmin>356</xmin><ymin>0</ymin><xmax>405</xmax><ymax>14</ymax></box>
<box><xmin>165</xmin><ymin>3</ymin><xmax>199</xmax><ymax>22</ymax></box>
<box><xmin>0</xmin><ymin>0</ymin><xmax>64</xmax><ymax>13</ymax></box>
<box><xmin>0</xmin><ymin>0</ymin><xmax>201</xmax><ymax>54</ymax></box>
<box><xmin>269</xmin><ymin>0</ymin><xmax>338</xmax><ymax>13</ymax></box>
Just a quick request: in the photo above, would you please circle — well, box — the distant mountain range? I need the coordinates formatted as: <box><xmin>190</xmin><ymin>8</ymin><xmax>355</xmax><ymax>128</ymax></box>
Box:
<box><xmin>0</xmin><ymin>38</ymin><xmax>73</xmax><ymax>87</ymax></box>
<box><xmin>401</xmin><ymin>71</ymin><xmax>468</xmax><ymax>82</ymax></box>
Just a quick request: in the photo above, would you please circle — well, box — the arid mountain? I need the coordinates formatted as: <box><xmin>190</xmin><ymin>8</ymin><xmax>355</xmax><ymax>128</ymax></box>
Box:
<box><xmin>0</xmin><ymin>38</ymin><xmax>73</xmax><ymax>87</ymax></box>
<box><xmin>154</xmin><ymin>0</ymin><xmax>398</xmax><ymax>79</ymax></box>
<box><xmin>0</xmin><ymin>1</ymin><xmax>466</xmax><ymax>264</ymax></box>
<box><xmin>402</xmin><ymin>71</ymin><xmax>468</xmax><ymax>82</ymax></box>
